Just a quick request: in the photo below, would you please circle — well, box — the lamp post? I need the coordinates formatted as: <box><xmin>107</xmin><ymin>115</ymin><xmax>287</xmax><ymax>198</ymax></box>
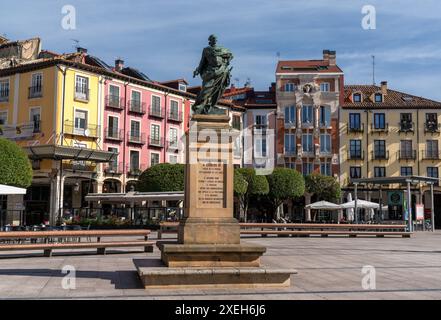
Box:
<box><xmin>406</xmin><ymin>180</ymin><xmax>412</xmax><ymax>232</ymax></box>
<box><xmin>430</xmin><ymin>182</ymin><xmax>435</xmax><ymax>232</ymax></box>
<box><xmin>354</xmin><ymin>182</ymin><xmax>358</xmax><ymax>224</ymax></box>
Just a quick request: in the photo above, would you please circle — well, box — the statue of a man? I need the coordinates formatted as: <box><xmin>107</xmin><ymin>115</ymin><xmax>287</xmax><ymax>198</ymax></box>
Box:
<box><xmin>192</xmin><ymin>35</ymin><xmax>233</xmax><ymax>115</ymax></box>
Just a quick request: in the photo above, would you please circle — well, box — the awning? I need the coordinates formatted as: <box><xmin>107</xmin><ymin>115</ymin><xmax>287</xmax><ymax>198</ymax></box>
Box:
<box><xmin>0</xmin><ymin>184</ymin><xmax>27</xmax><ymax>195</ymax></box>
<box><xmin>85</xmin><ymin>191</ymin><xmax>184</xmax><ymax>203</ymax></box>
<box><xmin>305</xmin><ymin>200</ymin><xmax>342</xmax><ymax>210</ymax></box>
<box><xmin>23</xmin><ymin>144</ymin><xmax>117</xmax><ymax>163</ymax></box>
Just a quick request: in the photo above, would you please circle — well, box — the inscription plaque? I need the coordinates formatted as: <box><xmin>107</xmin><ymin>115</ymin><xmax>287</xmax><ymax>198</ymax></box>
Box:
<box><xmin>197</xmin><ymin>162</ymin><xmax>225</xmax><ymax>208</ymax></box>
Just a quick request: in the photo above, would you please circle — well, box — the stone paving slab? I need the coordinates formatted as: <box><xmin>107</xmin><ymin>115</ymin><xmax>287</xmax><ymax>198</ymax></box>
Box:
<box><xmin>0</xmin><ymin>232</ymin><xmax>440</xmax><ymax>299</ymax></box>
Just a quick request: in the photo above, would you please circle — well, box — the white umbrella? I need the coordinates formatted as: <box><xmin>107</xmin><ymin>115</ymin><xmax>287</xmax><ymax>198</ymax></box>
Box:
<box><xmin>341</xmin><ymin>199</ymin><xmax>381</xmax><ymax>209</ymax></box>
<box><xmin>346</xmin><ymin>193</ymin><xmax>354</xmax><ymax>222</ymax></box>
<box><xmin>305</xmin><ymin>200</ymin><xmax>342</xmax><ymax>210</ymax></box>
<box><xmin>0</xmin><ymin>184</ymin><xmax>26</xmax><ymax>195</ymax></box>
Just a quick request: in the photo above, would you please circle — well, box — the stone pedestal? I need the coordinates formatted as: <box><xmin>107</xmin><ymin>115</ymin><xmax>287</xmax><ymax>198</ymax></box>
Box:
<box><xmin>137</xmin><ymin>112</ymin><xmax>296</xmax><ymax>288</ymax></box>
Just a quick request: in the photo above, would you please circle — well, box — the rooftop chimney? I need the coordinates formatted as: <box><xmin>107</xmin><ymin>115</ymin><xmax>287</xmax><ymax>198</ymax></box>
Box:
<box><xmin>323</xmin><ymin>49</ymin><xmax>330</xmax><ymax>61</ymax></box>
<box><xmin>76</xmin><ymin>47</ymin><xmax>88</xmax><ymax>54</ymax></box>
<box><xmin>115</xmin><ymin>58</ymin><xmax>124</xmax><ymax>72</ymax></box>
<box><xmin>381</xmin><ymin>81</ymin><xmax>388</xmax><ymax>94</ymax></box>
<box><xmin>328</xmin><ymin>50</ymin><xmax>336</xmax><ymax>66</ymax></box>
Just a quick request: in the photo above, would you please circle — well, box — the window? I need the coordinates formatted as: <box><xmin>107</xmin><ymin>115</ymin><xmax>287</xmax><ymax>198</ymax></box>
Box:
<box><xmin>0</xmin><ymin>111</ymin><xmax>7</xmax><ymax>125</ymax></box>
<box><xmin>302</xmin><ymin>105</ymin><xmax>314</xmax><ymax>124</ymax></box>
<box><xmin>427</xmin><ymin>167</ymin><xmax>439</xmax><ymax>185</ymax></box>
<box><xmin>169</xmin><ymin>127</ymin><xmax>178</xmax><ymax>148</ymax></box>
<box><xmin>302</xmin><ymin>162</ymin><xmax>313</xmax><ymax>176</ymax></box>
<box><xmin>0</xmin><ymin>79</ymin><xmax>9</xmax><ymax>102</ymax></box>
<box><xmin>131</xmin><ymin>91</ymin><xmax>141</xmax><ymax>111</ymax></box>
<box><xmin>401</xmin><ymin>167</ymin><xmax>413</xmax><ymax>176</ymax></box>
<box><xmin>374</xmin><ymin>140</ymin><xmax>386</xmax><ymax>158</ymax></box>
<box><xmin>30</xmin><ymin>73</ymin><xmax>43</xmax><ymax>98</ymax></box>
<box><xmin>375</xmin><ymin>93</ymin><xmax>383</xmax><ymax>103</ymax></box>
<box><xmin>374</xmin><ymin>167</ymin><xmax>386</xmax><ymax>177</ymax></box>
<box><xmin>319</xmin><ymin>106</ymin><xmax>331</xmax><ymax>127</ymax></box>
<box><xmin>131</xmin><ymin>120</ymin><xmax>140</xmax><ymax>137</ymax></box>
<box><xmin>349</xmin><ymin>140</ymin><xmax>362</xmax><ymax>159</ymax></box>
<box><xmin>302</xmin><ymin>134</ymin><xmax>313</xmax><ymax>153</ymax></box>
<box><xmin>426</xmin><ymin>140</ymin><xmax>439</xmax><ymax>158</ymax></box>
<box><xmin>349</xmin><ymin>113</ymin><xmax>361</xmax><ymax>130</ymax></box>
<box><xmin>284</xmin><ymin>133</ymin><xmax>296</xmax><ymax>154</ymax></box>
<box><xmin>284</xmin><ymin>83</ymin><xmax>295</xmax><ymax>92</ymax></box>
<box><xmin>178</xmin><ymin>83</ymin><xmax>187</xmax><ymax>92</ymax></box>
<box><xmin>234</xmin><ymin>136</ymin><xmax>241</xmax><ymax>157</ymax></box>
<box><xmin>353</xmin><ymin>93</ymin><xmax>362</xmax><ymax>102</ymax></box>
<box><xmin>320</xmin><ymin>83</ymin><xmax>329</xmax><ymax>92</ymax></box>
<box><xmin>284</xmin><ymin>106</ymin><xmax>296</xmax><ymax>125</ymax></box>
<box><xmin>74</xmin><ymin>110</ymin><xmax>87</xmax><ymax>135</ymax></box>
<box><xmin>255</xmin><ymin>115</ymin><xmax>267</xmax><ymax>127</ymax></box>
<box><xmin>151</xmin><ymin>95</ymin><xmax>161</xmax><ymax>112</ymax></box>
<box><xmin>400</xmin><ymin>140</ymin><xmax>413</xmax><ymax>159</ymax></box>
<box><xmin>130</xmin><ymin>150</ymin><xmax>140</xmax><ymax>172</ymax></box>
<box><xmin>151</xmin><ymin>153</ymin><xmax>160</xmax><ymax>167</ymax></box>
<box><xmin>151</xmin><ymin>124</ymin><xmax>160</xmax><ymax>144</ymax></box>
<box><xmin>109</xmin><ymin>85</ymin><xmax>120</xmax><ymax>107</ymax></box>
<box><xmin>232</xmin><ymin>115</ymin><xmax>241</xmax><ymax>130</ymax></box>
<box><xmin>170</xmin><ymin>100</ymin><xmax>179</xmax><ymax>120</ymax></box>
<box><xmin>350</xmin><ymin>166</ymin><xmax>361</xmax><ymax>179</ymax></box>
<box><xmin>108</xmin><ymin>116</ymin><xmax>119</xmax><ymax>138</ymax></box>
<box><xmin>320</xmin><ymin>134</ymin><xmax>331</xmax><ymax>153</ymax></box>
<box><xmin>75</xmin><ymin>75</ymin><xmax>89</xmax><ymax>100</ymax></box>
<box><xmin>400</xmin><ymin>113</ymin><xmax>413</xmax><ymax>131</ymax></box>
<box><xmin>255</xmin><ymin>137</ymin><xmax>267</xmax><ymax>157</ymax></box>
<box><xmin>30</xmin><ymin>108</ymin><xmax>41</xmax><ymax>133</ymax></box>
<box><xmin>108</xmin><ymin>147</ymin><xmax>118</xmax><ymax>171</ymax></box>
<box><xmin>373</xmin><ymin>113</ymin><xmax>386</xmax><ymax>129</ymax></box>
<box><xmin>169</xmin><ymin>155</ymin><xmax>178</xmax><ymax>164</ymax></box>
<box><xmin>426</xmin><ymin>113</ymin><xmax>438</xmax><ymax>131</ymax></box>
<box><xmin>320</xmin><ymin>163</ymin><xmax>331</xmax><ymax>176</ymax></box>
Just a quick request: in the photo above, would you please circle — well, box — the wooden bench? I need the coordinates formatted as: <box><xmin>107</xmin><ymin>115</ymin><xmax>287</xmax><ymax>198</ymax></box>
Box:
<box><xmin>0</xmin><ymin>229</ymin><xmax>153</xmax><ymax>257</ymax></box>
<box><xmin>158</xmin><ymin>222</ymin><xmax>179</xmax><ymax>239</ymax></box>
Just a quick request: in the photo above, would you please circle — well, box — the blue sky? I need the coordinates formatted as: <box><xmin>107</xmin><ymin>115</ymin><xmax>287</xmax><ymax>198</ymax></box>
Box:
<box><xmin>2</xmin><ymin>0</ymin><xmax>441</xmax><ymax>100</ymax></box>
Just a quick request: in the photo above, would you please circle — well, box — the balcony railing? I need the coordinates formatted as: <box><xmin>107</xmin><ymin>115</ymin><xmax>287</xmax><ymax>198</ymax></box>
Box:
<box><xmin>128</xmin><ymin>100</ymin><xmax>146</xmax><ymax>114</ymax></box>
<box><xmin>422</xmin><ymin>150</ymin><xmax>441</xmax><ymax>160</ymax></box>
<box><xmin>149</xmin><ymin>105</ymin><xmax>164</xmax><ymax>118</ymax></box>
<box><xmin>284</xmin><ymin>121</ymin><xmax>296</xmax><ymax>129</ymax></box>
<box><xmin>28</xmin><ymin>86</ymin><xmax>43</xmax><ymax>99</ymax></box>
<box><xmin>105</xmin><ymin>127</ymin><xmax>123</xmax><ymax>141</ymax></box>
<box><xmin>126</xmin><ymin>163</ymin><xmax>147</xmax><ymax>176</ymax></box>
<box><xmin>0</xmin><ymin>121</ymin><xmax>40</xmax><ymax>139</ymax></box>
<box><xmin>424</xmin><ymin>122</ymin><xmax>441</xmax><ymax>133</ymax></box>
<box><xmin>347</xmin><ymin>123</ymin><xmax>364</xmax><ymax>134</ymax></box>
<box><xmin>167</xmin><ymin>140</ymin><xmax>179</xmax><ymax>151</ymax></box>
<box><xmin>127</xmin><ymin>132</ymin><xmax>146</xmax><ymax>145</ymax></box>
<box><xmin>284</xmin><ymin>149</ymin><xmax>297</xmax><ymax>157</ymax></box>
<box><xmin>398</xmin><ymin>149</ymin><xmax>416</xmax><ymax>160</ymax></box>
<box><xmin>0</xmin><ymin>95</ymin><xmax>9</xmax><ymax>102</ymax></box>
<box><xmin>371</xmin><ymin>123</ymin><xmax>389</xmax><ymax>133</ymax></box>
<box><xmin>64</xmin><ymin>121</ymin><xmax>100</xmax><ymax>138</ymax></box>
<box><xmin>168</xmin><ymin>110</ymin><xmax>182</xmax><ymax>122</ymax></box>
<box><xmin>63</xmin><ymin>161</ymin><xmax>96</xmax><ymax>172</ymax></box>
<box><xmin>347</xmin><ymin>150</ymin><xmax>364</xmax><ymax>160</ymax></box>
<box><xmin>319</xmin><ymin>121</ymin><xmax>332</xmax><ymax>129</ymax></box>
<box><xmin>149</xmin><ymin>136</ymin><xmax>164</xmax><ymax>148</ymax></box>
<box><xmin>105</xmin><ymin>95</ymin><xmax>124</xmax><ymax>110</ymax></box>
<box><xmin>104</xmin><ymin>162</ymin><xmax>123</xmax><ymax>175</ymax></box>
<box><xmin>74</xmin><ymin>86</ymin><xmax>90</xmax><ymax>102</ymax></box>
<box><xmin>398</xmin><ymin>121</ymin><xmax>414</xmax><ymax>133</ymax></box>
<box><xmin>372</xmin><ymin>150</ymin><xmax>389</xmax><ymax>160</ymax></box>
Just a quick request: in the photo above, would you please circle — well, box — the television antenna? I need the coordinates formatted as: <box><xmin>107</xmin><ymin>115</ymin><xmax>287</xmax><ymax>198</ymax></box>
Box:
<box><xmin>71</xmin><ymin>39</ymin><xmax>80</xmax><ymax>50</ymax></box>
<box><xmin>372</xmin><ymin>55</ymin><xmax>376</xmax><ymax>85</ymax></box>
<box><xmin>276</xmin><ymin>52</ymin><xmax>281</xmax><ymax>60</ymax></box>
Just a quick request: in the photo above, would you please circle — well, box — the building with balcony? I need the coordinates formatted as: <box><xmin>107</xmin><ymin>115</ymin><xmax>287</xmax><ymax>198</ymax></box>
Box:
<box><xmin>340</xmin><ymin>81</ymin><xmax>441</xmax><ymax>222</ymax></box>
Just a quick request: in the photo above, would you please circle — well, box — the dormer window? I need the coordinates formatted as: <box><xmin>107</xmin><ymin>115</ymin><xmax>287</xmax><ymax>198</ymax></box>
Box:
<box><xmin>353</xmin><ymin>93</ymin><xmax>362</xmax><ymax>102</ymax></box>
<box><xmin>178</xmin><ymin>83</ymin><xmax>187</xmax><ymax>92</ymax></box>
<box><xmin>375</xmin><ymin>93</ymin><xmax>383</xmax><ymax>103</ymax></box>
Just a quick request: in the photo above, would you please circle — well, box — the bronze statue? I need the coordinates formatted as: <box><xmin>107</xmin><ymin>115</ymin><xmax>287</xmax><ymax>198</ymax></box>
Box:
<box><xmin>192</xmin><ymin>35</ymin><xmax>233</xmax><ymax>115</ymax></box>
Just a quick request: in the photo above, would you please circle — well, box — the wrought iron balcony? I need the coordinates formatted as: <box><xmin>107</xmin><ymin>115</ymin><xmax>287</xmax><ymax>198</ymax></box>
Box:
<box><xmin>284</xmin><ymin>149</ymin><xmax>297</xmax><ymax>157</ymax></box>
<box><xmin>149</xmin><ymin>136</ymin><xmax>164</xmax><ymax>148</ymax></box>
<box><xmin>422</xmin><ymin>150</ymin><xmax>441</xmax><ymax>160</ymax></box>
<box><xmin>28</xmin><ymin>86</ymin><xmax>43</xmax><ymax>99</ymax></box>
<box><xmin>372</xmin><ymin>150</ymin><xmax>389</xmax><ymax>160</ymax></box>
<box><xmin>105</xmin><ymin>127</ymin><xmax>123</xmax><ymax>141</ymax></box>
<box><xmin>127</xmin><ymin>132</ymin><xmax>146</xmax><ymax>145</ymax></box>
<box><xmin>424</xmin><ymin>122</ymin><xmax>441</xmax><ymax>133</ymax></box>
<box><xmin>63</xmin><ymin>161</ymin><xmax>96</xmax><ymax>172</ymax></box>
<box><xmin>398</xmin><ymin>121</ymin><xmax>414</xmax><ymax>133</ymax></box>
<box><xmin>0</xmin><ymin>94</ymin><xmax>9</xmax><ymax>102</ymax></box>
<box><xmin>64</xmin><ymin>121</ymin><xmax>100</xmax><ymax>138</ymax></box>
<box><xmin>74</xmin><ymin>86</ymin><xmax>90</xmax><ymax>102</ymax></box>
<box><xmin>128</xmin><ymin>100</ymin><xmax>146</xmax><ymax>114</ymax></box>
<box><xmin>105</xmin><ymin>95</ymin><xmax>124</xmax><ymax>110</ymax></box>
<box><xmin>347</xmin><ymin>123</ymin><xmax>364</xmax><ymax>134</ymax></box>
<box><xmin>104</xmin><ymin>162</ymin><xmax>123</xmax><ymax>175</ymax></box>
<box><xmin>347</xmin><ymin>150</ymin><xmax>364</xmax><ymax>160</ymax></box>
<box><xmin>167</xmin><ymin>140</ymin><xmax>179</xmax><ymax>151</ymax></box>
<box><xmin>149</xmin><ymin>105</ymin><xmax>164</xmax><ymax>118</ymax></box>
<box><xmin>168</xmin><ymin>110</ymin><xmax>182</xmax><ymax>122</ymax></box>
<box><xmin>126</xmin><ymin>163</ymin><xmax>147</xmax><ymax>176</ymax></box>
<box><xmin>398</xmin><ymin>150</ymin><xmax>416</xmax><ymax>160</ymax></box>
<box><xmin>371</xmin><ymin>123</ymin><xmax>389</xmax><ymax>133</ymax></box>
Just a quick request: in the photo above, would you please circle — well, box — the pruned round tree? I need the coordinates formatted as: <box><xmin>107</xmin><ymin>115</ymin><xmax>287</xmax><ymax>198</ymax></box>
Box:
<box><xmin>266</xmin><ymin>167</ymin><xmax>305</xmax><ymax>218</ymax></box>
<box><xmin>305</xmin><ymin>173</ymin><xmax>341</xmax><ymax>202</ymax></box>
<box><xmin>0</xmin><ymin>138</ymin><xmax>33</xmax><ymax>188</ymax></box>
<box><xmin>234</xmin><ymin>168</ymin><xmax>269</xmax><ymax>222</ymax></box>
<box><xmin>137</xmin><ymin>163</ymin><xmax>185</xmax><ymax>192</ymax></box>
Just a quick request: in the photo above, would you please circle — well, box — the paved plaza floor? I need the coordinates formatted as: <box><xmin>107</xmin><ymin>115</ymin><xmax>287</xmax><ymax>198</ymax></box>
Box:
<box><xmin>0</xmin><ymin>231</ymin><xmax>440</xmax><ymax>300</ymax></box>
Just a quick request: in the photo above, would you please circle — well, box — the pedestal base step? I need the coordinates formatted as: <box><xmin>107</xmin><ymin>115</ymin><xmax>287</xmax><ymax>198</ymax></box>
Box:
<box><xmin>136</xmin><ymin>266</ymin><xmax>297</xmax><ymax>289</ymax></box>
